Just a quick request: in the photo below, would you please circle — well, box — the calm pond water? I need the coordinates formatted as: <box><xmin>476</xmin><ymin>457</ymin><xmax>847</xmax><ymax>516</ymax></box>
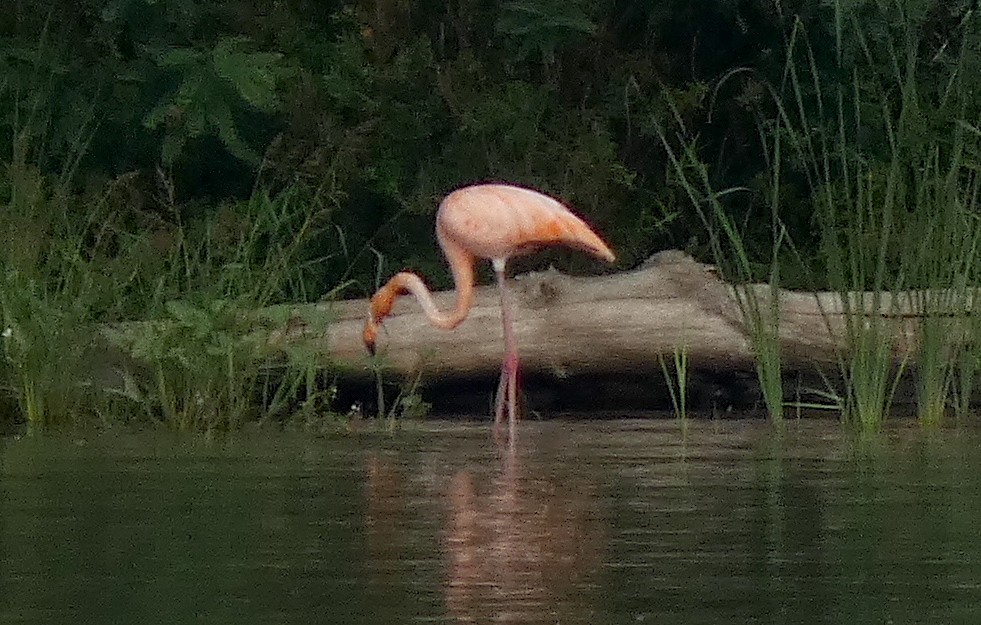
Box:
<box><xmin>1</xmin><ymin>419</ymin><xmax>980</xmax><ymax>624</ymax></box>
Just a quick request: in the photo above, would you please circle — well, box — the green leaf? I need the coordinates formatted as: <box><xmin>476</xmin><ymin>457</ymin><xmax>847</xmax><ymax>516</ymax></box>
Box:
<box><xmin>143</xmin><ymin>37</ymin><xmax>285</xmax><ymax>165</ymax></box>
<box><xmin>212</xmin><ymin>36</ymin><xmax>284</xmax><ymax>112</ymax></box>
<box><xmin>153</xmin><ymin>46</ymin><xmax>203</xmax><ymax>68</ymax></box>
<box><xmin>209</xmin><ymin>99</ymin><xmax>260</xmax><ymax>164</ymax></box>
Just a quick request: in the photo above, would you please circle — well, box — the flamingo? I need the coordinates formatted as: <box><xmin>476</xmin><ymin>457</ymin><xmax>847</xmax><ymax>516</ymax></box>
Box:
<box><xmin>362</xmin><ymin>183</ymin><xmax>616</xmax><ymax>440</ymax></box>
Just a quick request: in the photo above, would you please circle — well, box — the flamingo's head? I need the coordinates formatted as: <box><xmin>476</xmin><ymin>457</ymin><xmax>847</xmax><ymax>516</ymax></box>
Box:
<box><xmin>363</xmin><ymin>285</ymin><xmax>399</xmax><ymax>356</ymax></box>
<box><xmin>362</xmin><ymin>311</ymin><xmax>380</xmax><ymax>356</ymax></box>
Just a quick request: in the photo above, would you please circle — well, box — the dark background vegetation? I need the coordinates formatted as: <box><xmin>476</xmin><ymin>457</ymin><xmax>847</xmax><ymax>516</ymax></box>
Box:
<box><xmin>3</xmin><ymin>0</ymin><xmax>974</xmax><ymax>293</ymax></box>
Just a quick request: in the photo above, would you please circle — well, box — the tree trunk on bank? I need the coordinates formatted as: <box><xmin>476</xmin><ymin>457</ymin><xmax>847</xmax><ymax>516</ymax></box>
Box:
<box><xmin>261</xmin><ymin>250</ymin><xmax>978</xmax><ymax>413</ymax></box>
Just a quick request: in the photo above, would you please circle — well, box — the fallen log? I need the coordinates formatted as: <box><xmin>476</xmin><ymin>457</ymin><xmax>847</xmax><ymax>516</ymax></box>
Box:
<box><xmin>281</xmin><ymin>250</ymin><xmax>972</xmax><ymax>377</ymax></box>
<box><xmin>95</xmin><ymin>250</ymin><xmax>980</xmax><ymax>414</ymax></box>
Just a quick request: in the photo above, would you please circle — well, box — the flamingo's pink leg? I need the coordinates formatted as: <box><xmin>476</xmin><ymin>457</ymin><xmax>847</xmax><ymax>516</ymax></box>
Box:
<box><xmin>507</xmin><ymin>350</ymin><xmax>518</xmax><ymax>442</ymax></box>
<box><xmin>494</xmin><ymin>363</ymin><xmax>507</xmax><ymax>425</ymax></box>
<box><xmin>493</xmin><ymin>264</ymin><xmax>520</xmax><ymax>444</ymax></box>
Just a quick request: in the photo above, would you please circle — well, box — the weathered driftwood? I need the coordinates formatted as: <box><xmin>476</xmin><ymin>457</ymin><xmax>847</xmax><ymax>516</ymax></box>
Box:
<box><xmin>280</xmin><ymin>250</ymin><xmax>979</xmax><ymax>389</ymax></box>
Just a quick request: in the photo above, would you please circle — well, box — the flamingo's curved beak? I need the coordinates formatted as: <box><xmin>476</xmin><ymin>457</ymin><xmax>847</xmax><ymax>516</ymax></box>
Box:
<box><xmin>363</xmin><ymin>316</ymin><xmax>378</xmax><ymax>356</ymax></box>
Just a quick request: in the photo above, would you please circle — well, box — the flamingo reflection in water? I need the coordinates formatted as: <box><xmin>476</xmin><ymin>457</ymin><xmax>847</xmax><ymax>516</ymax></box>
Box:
<box><xmin>443</xmin><ymin>451</ymin><xmax>605</xmax><ymax>622</ymax></box>
<box><xmin>364</xmin><ymin>445</ymin><xmax>605</xmax><ymax>622</ymax></box>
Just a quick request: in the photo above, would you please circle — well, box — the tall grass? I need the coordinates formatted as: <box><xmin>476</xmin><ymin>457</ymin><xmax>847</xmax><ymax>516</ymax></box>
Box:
<box><xmin>0</xmin><ymin>94</ymin><xmax>342</xmax><ymax>432</ymax></box>
<box><xmin>904</xmin><ymin>146</ymin><xmax>981</xmax><ymax>425</ymax></box>
<box><xmin>658</xmin><ymin>346</ymin><xmax>689</xmax><ymax>421</ymax></box>
<box><xmin>952</xmin><ymin>305</ymin><xmax>981</xmax><ymax>422</ymax></box>
<box><xmin>802</xmin><ymin>63</ymin><xmax>911</xmax><ymax>431</ymax></box>
<box><xmin>655</xmin><ymin>2</ymin><xmax>981</xmax><ymax>429</ymax></box>
<box><xmin>0</xmin><ymin>92</ymin><xmax>110</xmax><ymax>431</ymax></box>
<box><xmin>775</xmin><ymin>5</ymin><xmax>981</xmax><ymax>429</ymax></box>
<box><xmin>652</xmin><ymin>86</ymin><xmax>787</xmax><ymax>424</ymax></box>
<box><xmin>99</xmin><ymin>184</ymin><xmax>347</xmax><ymax>433</ymax></box>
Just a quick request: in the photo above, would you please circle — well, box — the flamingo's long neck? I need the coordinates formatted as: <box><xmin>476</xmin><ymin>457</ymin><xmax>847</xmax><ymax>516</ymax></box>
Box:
<box><xmin>370</xmin><ymin>236</ymin><xmax>476</xmax><ymax>331</ymax></box>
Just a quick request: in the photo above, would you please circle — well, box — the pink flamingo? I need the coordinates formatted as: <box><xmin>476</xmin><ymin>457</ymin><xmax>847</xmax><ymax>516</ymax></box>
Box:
<box><xmin>362</xmin><ymin>184</ymin><xmax>615</xmax><ymax>439</ymax></box>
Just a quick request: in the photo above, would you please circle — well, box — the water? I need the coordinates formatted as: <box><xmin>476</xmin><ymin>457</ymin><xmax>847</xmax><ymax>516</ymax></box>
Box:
<box><xmin>2</xmin><ymin>419</ymin><xmax>981</xmax><ymax>624</ymax></box>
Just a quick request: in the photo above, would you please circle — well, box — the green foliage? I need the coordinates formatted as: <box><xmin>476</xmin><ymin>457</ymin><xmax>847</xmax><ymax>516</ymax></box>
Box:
<box><xmin>753</xmin><ymin>1</ymin><xmax>980</xmax><ymax>429</ymax></box>
<box><xmin>105</xmin><ymin>299</ymin><xmax>269</xmax><ymax>430</ymax></box>
<box><xmin>145</xmin><ymin>36</ymin><xmax>289</xmax><ymax>165</ymax></box>
<box><xmin>96</xmin><ymin>186</ymin><xmax>336</xmax><ymax>432</ymax></box>
<box><xmin>496</xmin><ymin>0</ymin><xmax>596</xmax><ymax>65</ymax></box>
<box><xmin>652</xmin><ymin>106</ymin><xmax>787</xmax><ymax>423</ymax></box>
<box><xmin>658</xmin><ymin>346</ymin><xmax>689</xmax><ymax>421</ymax></box>
<box><xmin>0</xmin><ymin>79</ymin><xmax>120</xmax><ymax>429</ymax></box>
<box><xmin>2</xmin><ymin>0</ymin><xmax>810</xmax><ymax>284</ymax></box>
<box><xmin>4</xmin><ymin>1</ymin><xmax>976</xmax><ymax>285</ymax></box>
<box><xmin>653</xmin><ymin>0</ymin><xmax>981</xmax><ymax>428</ymax></box>
<box><xmin>0</xmin><ymin>163</ymin><xmax>117</xmax><ymax>430</ymax></box>
<box><xmin>0</xmin><ymin>97</ymin><xmax>338</xmax><ymax>430</ymax></box>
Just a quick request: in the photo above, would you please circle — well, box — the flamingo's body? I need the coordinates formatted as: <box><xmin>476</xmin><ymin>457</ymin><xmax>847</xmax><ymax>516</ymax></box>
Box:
<box><xmin>363</xmin><ymin>184</ymin><xmax>615</xmax><ymax>440</ymax></box>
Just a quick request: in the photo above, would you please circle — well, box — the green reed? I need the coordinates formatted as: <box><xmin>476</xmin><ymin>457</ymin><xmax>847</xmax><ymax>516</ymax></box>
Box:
<box><xmin>655</xmin><ymin>1</ymin><xmax>981</xmax><ymax>430</ymax></box>
<box><xmin>653</xmin><ymin>93</ymin><xmax>786</xmax><ymax>424</ymax></box>
<box><xmin>658</xmin><ymin>345</ymin><xmax>690</xmax><ymax>421</ymax></box>
<box><xmin>774</xmin><ymin>4</ymin><xmax>981</xmax><ymax>429</ymax></box>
